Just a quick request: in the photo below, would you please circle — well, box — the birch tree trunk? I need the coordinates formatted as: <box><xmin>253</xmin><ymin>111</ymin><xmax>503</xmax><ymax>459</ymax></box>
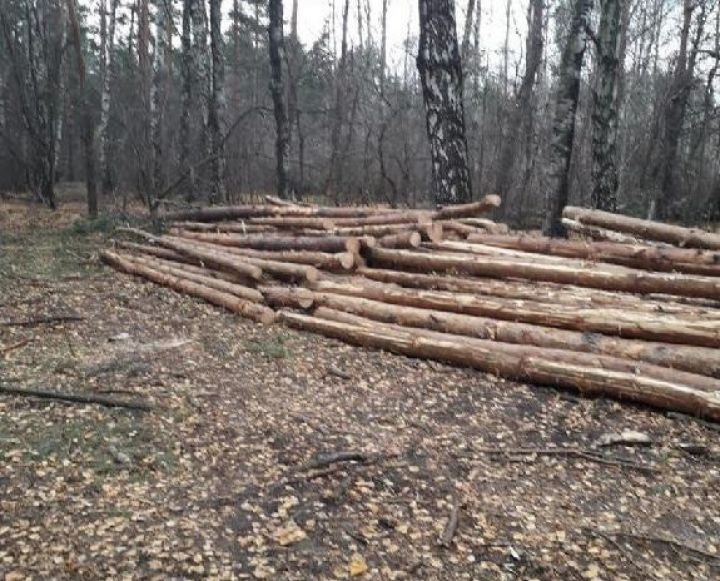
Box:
<box><xmin>590</xmin><ymin>0</ymin><xmax>622</xmax><ymax>212</ymax></box>
<box><xmin>98</xmin><ymin>0</ymin><xmax>118</xmax><ymax>196</ymax></box>
<box><xmin>542</xmin><ymin>0</ymin><xmax>593</xmax><ymax>237</ymax></box>
<box><xmin>268</xmin><ymin>0</ymin><xmax>290</xmax><ymax>199</ymax></box>
<box><xmin>208</xmin><ymin>0</ymin><xmax>226</xmax><ymax>203</ymax></box>
<box><xmin>417</xmin><ymin>0</ymin><xmax>472</xmax><ymax>205</ymax></box>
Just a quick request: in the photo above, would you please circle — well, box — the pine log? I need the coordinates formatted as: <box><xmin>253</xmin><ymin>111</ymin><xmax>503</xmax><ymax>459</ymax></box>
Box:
<box><xmin>323</xmin><ymin>222</ymin><xmax>442</xmax><ymax>242</ymax></box>
<box><xmin>126</xmin><ymin>255</ymin><xmax>264</xmax><ymax>303</ymax></box>
<box><xmin>218</xmin><ymin>247</ymin><xmax>355</xmax><ymax>271</ymax></box>
<box><xmin>377</xmin><ymin>231</ymin><xmax>422</xmax><ymax>249</ymax></box>
<box><xmin>265</xmin><ymin>194</ymin><xmax>302</xmax><ymax>207</ymax></box>
<box><xmin>332</xmin><ymin>213</ymin><xmax>432</xmax><ymax>227</ymax></box>
<box><xmin>311</xmin><ymin>279</ymin><xmax>720</xmax><ymax>347</ymax></box>
<box><xmin>438</xmin><ymin>221</ymin><xmax>484</xmax><ymax>238</ymax></box>
<box><xmin>118</xmin><ymin>229</ymin><xmax>264</xmax><ymax>281</ymax></box>
<box><xmin>562</xmin><ymin>218</ymin><xmax>642</xmax><ymax>244</ymax></box>
<box><xmin>248</xmin><ymin>216</ymin><xmax>336</xmax><ymax>230</ymax></box>
<box><xmin>170</xmin><ymin>222</ymin><xmax>277</xmax><ymax>233</ymax></box>
<box><xmin>466</xmin><ymin>234</ymin><xmax>720</xmax><ymax>276</ymax></box>
<box><xmin>563</xmin><ymin>206</ymin><xmax>720</xmax><ymax>250</ymax></box>
<box><xmin>131</xmin><ymin>253</ymin><xmax>256</xmax><ymax>285</ymax></box>
<box><xmin>459</xmin><ymin>218</ymin><xmax>510</xmax><ymax>234</ymax></box>
<box><xmin>260</xmin><ymin>286</ymin><xmax>314</xmax><ymax>309</ymax></box>
<box><xmin>100</xmin><ymin>251</ymin><xmax>275</xmax><ymax>323</ymax></box>
<box><xmin>114</xmin><ymin>240</ymin><xmax>186</xmax><ymax>262</ymax></box>
<box><xmin>280</xmin><ymin>311</ymin><xmax>720</xmax><ymax>421</ymax></box>
<box><xmin>434</xmin><ymin>194</ymin><xmax>502</xmax><ymax>219</ymax></box>
<box><xmin>367</xmin><ymin>247</ymin><xmax>720</xmax><ymax>300</ymax></box>
<box><xmin>170</xmin><ymin>237</ymin><xmax>320</xmax><ymax>282</ymax></box>
<box><xmin>175</xmin><ymin>230</ymin><xmax>362</xmax><ymax>253</ymax></box>
<box><xmin>312</xmin><ymin>292</ymin><xmax>720</xmax><ymax>377</ymax></box>
<box><xmin>163</xmin><ymin>204</ymin><xmax>398</xmax><ymax>222</ymax></box>
<box><xmin>355</xmin><ymin>268</ymin><xmax>715</xmax><ymax>314</ymax></box>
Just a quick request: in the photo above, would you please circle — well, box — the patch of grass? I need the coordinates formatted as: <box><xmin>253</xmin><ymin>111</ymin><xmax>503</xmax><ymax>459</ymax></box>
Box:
<box><xmin>245</xmin><ymin>334</ymin><xmax>291</xmax><ymax>359</ymax></box>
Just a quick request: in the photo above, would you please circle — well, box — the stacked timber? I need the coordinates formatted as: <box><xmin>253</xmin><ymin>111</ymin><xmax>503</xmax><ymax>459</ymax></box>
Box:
<box><xmin>102</xmin><ymin>199</ymin><xmax>720</xmax><ymax>422</ymax></box>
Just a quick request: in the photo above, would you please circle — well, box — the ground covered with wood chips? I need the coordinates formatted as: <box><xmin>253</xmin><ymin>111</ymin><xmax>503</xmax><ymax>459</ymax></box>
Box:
<box><xmin>1</xmin><ymin>199</ymin><xmax>719</xmax><ymax>580</ymax></box>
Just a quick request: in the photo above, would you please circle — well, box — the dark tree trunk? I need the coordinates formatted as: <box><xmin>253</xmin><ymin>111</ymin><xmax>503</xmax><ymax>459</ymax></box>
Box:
<box><xmin>590</xmin><ymin>0</ymin><xmax>623</xmax><ymax>212</ymax></box>
<box><xmin>542</xmin><ymin>0</ymin><xmax>593</xmax><ymax>237</ymax></box>
<box><xmin>208</xmin><ymin>0</ymin><xmax>226</xmax><ymax>203</ymax></box>
<box><xmin>268</xmin><ymin>0</ymin><xmax>290</xmax><ymax>199</ymax></box>
<box><xmin>416</xmin><ymin>0</ymin><xmax>472</xmax><ymax>205</ymax></box>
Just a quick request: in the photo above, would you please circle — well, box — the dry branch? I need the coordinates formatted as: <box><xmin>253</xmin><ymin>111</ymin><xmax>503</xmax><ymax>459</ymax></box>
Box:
<box><xmin>0</xmin><ymin>384</ymin><xmax>154</xmax><ymax>411</ymax></box>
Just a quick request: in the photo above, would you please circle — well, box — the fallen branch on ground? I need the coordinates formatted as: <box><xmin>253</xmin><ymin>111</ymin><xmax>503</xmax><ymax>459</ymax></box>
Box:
<box><xmin>0</xmin><ymin>315</ymin><xmax>84</xmax><ymax>327</ymax></box>
<box><xmin>0</xmin><ymin>384</ymin><xmax>154</xmax><ymax>410</ymax></box>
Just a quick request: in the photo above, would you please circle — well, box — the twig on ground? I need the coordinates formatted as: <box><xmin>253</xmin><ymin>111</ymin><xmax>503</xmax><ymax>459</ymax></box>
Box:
<box><xmin>326</xmin><ymin>366</ymin><xmax>352</xmax><ymax>380</ymax></box>
<box><xmin>439</xmin><ymin>501</ymin><xmax>460</xmax><ymax>548</ymax></box>
<box><xmin>301</xmin><ymin>450</ymin><xmax>370</xmax><ymax>471</ymax></box>
<box><xmin>471</xmin><ymin>446</ymin><xmax>658</xmax><ymax>473</ymax></box>
<box><xmin>590</xmin><ymin>528</ymin><xmax>720</xmax><ymax>564</ymax></box>
<box><xmin>0</xmin><ymin>338</ymin><xmax>31</xmax><ymax>354</ymax></box>
<box><xmin>0</xmin><ymin>314</ymin><xmax>84</xmax><ymax>327</ymax></box>
<box><xmin>0</xmin><ymin>384</ymin><xmax>154</xmax><ymax>411</ymax></box>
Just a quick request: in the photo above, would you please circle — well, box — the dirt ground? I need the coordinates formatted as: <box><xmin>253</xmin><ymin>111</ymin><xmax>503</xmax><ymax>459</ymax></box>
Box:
<box><xmin>1</xmin><ymin>198</ymin><xmax>719</xmax><ymax>580</ymax></box>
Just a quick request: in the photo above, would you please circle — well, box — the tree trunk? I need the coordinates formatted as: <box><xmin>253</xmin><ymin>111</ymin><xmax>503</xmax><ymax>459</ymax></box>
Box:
<box><xmin>327</xmin><ymin>0</ymin><xmax>350</xmax><ymax>201</ymax></box>
<box><xmin>280</xmin><ymin>311</ymin><xmax>720</xmax><ymax>421</ymax></box>
<box><xmin>494</xmin><ymin>0</ymin><xmax>543</xmax><ymax>201</ymax></box>
<box><xmin>98</xmin><ymin>0</ymin><xmax>118</xmax><ymax>196</ymax></box>
<box><xmin>590</xmin><ymin>0</ymin><xmax>622</xmax><ymax>212</ymax></box>
<box><xmin>179</xmin><ymin>0</ymin><xmax>194</xmax><ymax>200</ymax></box>
<box><xmin>268</xmin><ymin>0</ymin><xmax>290</xmax><ymax>199</ymax></box>
<box><xmin>175</xmin><ymin>231</ymin><xmax>362</xmax><ymax>253</ymax></box>
<box><xmin>150</xmin><ymin>0</ymin><xmax>168</xmax><ymax>214</ymax></box>
<box><xmin>542</xmin><ymin>0</ymin><xmax>593</xmax><ymax>236</ymax></box>
<box><xmin>208</xmin><ymin>0</ymin><xmax>226</xmax><ymax>203</ymax></box>
<box><xmin>416</xmin><ymin>0</ymin><xmax>472</xmax><ymax>205</ymax></box>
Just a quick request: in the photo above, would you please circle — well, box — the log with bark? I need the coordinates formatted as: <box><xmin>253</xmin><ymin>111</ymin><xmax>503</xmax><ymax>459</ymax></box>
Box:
<box><xmin>562</xmin><ymin>217</ymin><xmax>642</xmax><ymax>244</ymax></box>
<box><xmin>311</xmin><ymin>279</ymin><xmax>720</xmax><ymax>347</ymax></box>
<box><xmin>260</xmin><ymin>286</ymin><xmax>315</xmax><ymax>309</ymax></box>
<box><xmin>100</xmin><ymin>251</ymin><xmax>275</xmax><ymax>323</ymax></box>
<box><xmin>280</xmin><ymin>310</ymin><xmax>720</xmax><ymax>421</ymax></box>
<box><xmin>366</xmin><ymin>247</ymin><xmax>720</xmax><ymax>300</ymax></box>
<box><xmin>163</xmin><ymin>204</ymin><xmax>400</xmax><ymax>222</ymax></box>
<box><xmin>248</xmin><ymin>216</ymin><xmax>336</xmax><ymax>230</ymax></box>
<box><xmin>174</xmin><ymin>230</ymin><xmax>363</xmax><ymax>253</ymax></box>
<box><xmin>433</xmin><ymin>194</ymin><xmax>502</xmax><ymax>219</ymax></box>
<box><xmin>216</xmin><ymin>248</ymin><xmax>355</xmax><ymax>271</ymax></box>
<box><xmin>311</xmin><ymin>291</ymin><xmax>720</xmax><ymax>377</ymax></box>
<box><xmin>171</xmin><ymin>222</ymin><xmax>277</xmax><ymax>234</ymax></box>
<box><xmin>465</xmin><ymin>234</ymin><xmax>720</xmax><ymax>276</ymax></box>
<box><xmin>563</xmin><ymin>206</ymin><xmax>720</xmax><ymax>250</ymax></box>
<box><xmin>377</xmin><ymin>231</ymin><xmax>422</xmax><ymax>249</ymax></box>
<box><xmin>458</xmin><ymin>218</ymin><xmax>510</xmax><ymax>234</ymax></box>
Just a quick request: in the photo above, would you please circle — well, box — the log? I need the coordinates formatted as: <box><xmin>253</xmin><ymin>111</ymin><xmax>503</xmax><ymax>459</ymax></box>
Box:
<box><xmin>433</xmin><ymin>194</ymin><xmax>502</xmax><ymax>219</ymax></box>
<box><xmin>279</xmin><ymin>311</ymin><xmax>720</xmax><ymax>421</ymax></box>
<box><xmin>126</xmin><ymin>255</ymin><xmax>264</xmax><ymax>303</ymax></box>
<box><xmin>163</xmin><ymin>204</ymin><xmax>399</xmax><ymax>222</ymax></box>
<box><xmin>248</xmin><ymin>216</ymin><xmax>336</xmax><ymax>230</ymax></box>
<box><xmin>114</xmin><ymin>240</ymin><xmax>186</xmax><ymax>262</ymax></box>
<box><xmin>220</xmin><ymin>248</ymin><xmax>355</xmax><ymax>271</ymax></box>
<box><xmin>367</xmin><ymin>247</ymin><xmax>720</xmax><ymax>300</ymax></box>
<box><xmin>100</xmin><ymin>251</ymin><xmax>275</xmax><ymax>323</ymax></box>
<box><xmin>170</xmin><ymin>222</ymin><xmax>276</xmax><ymax>234</ymax></box>
<box><xmin>562</xmin><ymin>217</ymin><xmax>642</xmax><ymax>244</ymax></box>
<box><xmin>265</xmin><ymin>194</ymin><xmax>302</xmax><ymax>207</ymax></box>
<box><xmin>459</xmin><ymin>218</ymin><xmax>510</xmax><ymax>234</ymax></box>
<box><xmin>260</xmin><ymin>286</ymin><xmax>314</xmax><ymax>309</ymax></box>
<box><xmin>133</xmin><ymin>254</ymin><xmax>255</xmax><ymax>285</ymax></box>
<box><xmin>174</xmin><ymin>230</ymin><xmax>362</xmax><ymax>254</ymax></box>
<box><xmin>312</xmin><ymin>292</ymin><xmax>720</xmax><ymax>377</ymax></box>
<box><xmin>466</xmin><ymin>234</ymin><xmax>720</xmax><ymax>276</ymax></box>
<box><xmin>311</xmin><ymin>279</ymin><xmax>720</xmax><ymax>347</ymax></box>
<box><xmin>118</xmin><ymin>228</ymin><xmax>264</xmax><ymax>281</ymax></box>
<box><xmin>356</xmin><ymin>268</ymin><xmax>715</xmax><ymax>314</ymax></box>
<box><xmin>332</xmin><ymin>213</ymin><xmax>432</xmax><ymax>227</ymax></box>
<box><xmin>563</xmin><ymin>206</ymin><xmax>720</xmax><ymax>250</ymax></box>
<box><xmin>324</xmin><ymin>222</ymin><xmax>442</xmax><ymax>241</ymax></box>
<box><xmin>377</xmin><ymin>231</ymin><xmax>422</xmax><ymax>249</ymax></box>
<box><xmin>438</xmin><ymin>221</ymin><xmax>485</xmax><ymax>238</ymax></box>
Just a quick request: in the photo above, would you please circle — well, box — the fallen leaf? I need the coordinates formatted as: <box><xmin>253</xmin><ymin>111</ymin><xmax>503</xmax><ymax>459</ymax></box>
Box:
<box><xmin>349</xmin><ymin>553</ymin><xmax>368</xmax><ymax>576</ymax></box>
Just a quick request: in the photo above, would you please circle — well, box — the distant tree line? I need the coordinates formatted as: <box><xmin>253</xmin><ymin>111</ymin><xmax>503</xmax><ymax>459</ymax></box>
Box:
<box><xmin>0</xmin><ymin>0</ymin><xmax>718</xmax><ymax>232</ymax></box>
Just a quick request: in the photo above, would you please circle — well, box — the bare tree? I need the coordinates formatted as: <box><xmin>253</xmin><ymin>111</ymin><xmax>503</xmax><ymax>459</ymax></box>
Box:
<box><xmin>543</xmin><ymin>0</ymin><xmax>593</xmax><ymax>236</ymax></box>
<box><xmin>417</xmin><ymin>0</ymin><xmax>472</xmax><ymax>205</ymax></box>
<box><xmin>98</xmin><ymin>0</ymin><xmax>119</xmax><ymax>196</ymax></box>
<box><xmin>208</xmin><ymin>0</ymin><xmax>226</xmax><ymax>202</ymax></box>
<box><xmin>591</xmin><ymin>0</ymin><xmax>623</xmax><ymax>212</ymax></box>
<box><xmin>268</xmin><ymin>0</ymin><xmax>290</xmax><ymax>199</ymax></box>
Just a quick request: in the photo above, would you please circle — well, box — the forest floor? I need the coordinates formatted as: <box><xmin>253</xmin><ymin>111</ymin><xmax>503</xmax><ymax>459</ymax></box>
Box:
<box><xmin>0</xmin><ymin>194</ymin><xmax>719</xmax><ymax>580</ymax></box>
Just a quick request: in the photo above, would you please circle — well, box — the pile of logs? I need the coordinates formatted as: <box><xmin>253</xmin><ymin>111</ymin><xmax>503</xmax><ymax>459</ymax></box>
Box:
<box><xmin>102</xmin><ymin>196</ymin><xmax>720</xmax><ymax>422</ymax></box>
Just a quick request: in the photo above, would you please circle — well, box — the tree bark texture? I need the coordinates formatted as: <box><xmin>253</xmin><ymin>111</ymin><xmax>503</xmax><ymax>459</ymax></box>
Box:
<box><xmin>268</xmin><ymin>0</ymin><xmax>290</xmax><ymax>199</ymax></box>
<box><xmin>543</xmin><ymin>0</ymin><xmax>593</xmax><ymax>237</ymax></box>
<box><xmin>208</xmin><ymin>0</ymin><xmax>226</xmax><ymax>203</ymax></box>
<box><xmin>417</xmin><ymin>0</ymin><xmax>472</xmax><ymax>205</ymax></box>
